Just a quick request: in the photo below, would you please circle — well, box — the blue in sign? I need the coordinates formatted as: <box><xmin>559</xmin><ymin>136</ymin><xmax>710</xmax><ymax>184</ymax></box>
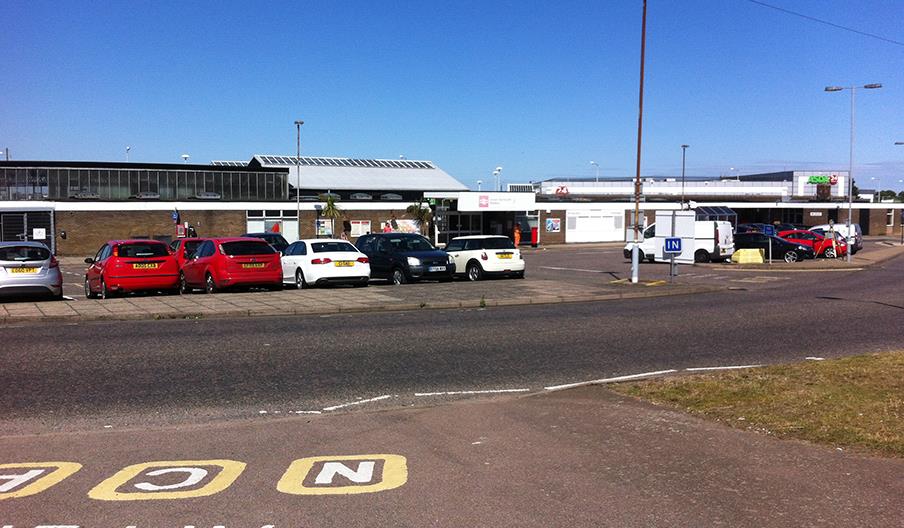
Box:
<box><xmin>664</xmin><ymin>237</ymin><xmax>682</xmax><ymax>254</ymax></box>
<box><xmin>763</xmin><ymin>224</ymin><xmax>776</xmax><ymax>237</ymax></box>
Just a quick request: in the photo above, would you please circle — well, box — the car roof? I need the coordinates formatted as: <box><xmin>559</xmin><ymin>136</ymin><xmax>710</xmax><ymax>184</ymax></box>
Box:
<box><xmin>0</xmin><ymin>241</ymin><xmax>50</xmax><ymax>248</ymax></box>
<box><xmin>451</xmin><ymin>235</ymin><xmax>508</xmax><ymax>240</ymax></box>
<box><xmin>297</xmin><ymin>238</ymin><xmax>353</xmax><ymax>244</ymax></box>
<box><xmin>243</xmin><ymin>232</ymin><xmax>284</xmax><ymax>237</ymax></box>
<box><xmin>205</xmin><ymin>237</ymin><xmax>273</xmax><ymax>243</ymax></box>
<box><xmin>109</xmin><ymin>239</ymin><xmax>168</xmax><ymax>245</ymax></box>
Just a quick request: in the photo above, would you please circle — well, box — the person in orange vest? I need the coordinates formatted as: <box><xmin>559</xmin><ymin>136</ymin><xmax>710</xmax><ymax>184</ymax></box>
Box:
<box><xmin>513</xmin><ymin>223</ymin><xmax>522</xmax><ymax>246</ymax></box>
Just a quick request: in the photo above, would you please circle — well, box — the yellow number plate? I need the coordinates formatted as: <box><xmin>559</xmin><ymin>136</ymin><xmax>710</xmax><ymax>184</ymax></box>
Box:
<box><xmin>9</xmin><ymin>267</ymin><xmax>39</xmax><ymax>274</ymax></box>
<box><xmin>132</xmin><ymin>263</ymin><xmax>158</xmax><ymax>269</ymax></box>
<box><xmin>242</xmin><ymin>263</ymin><xmax>265</xmax><ymax>269</ymax></box>
<box><xmin>334</xmin><ymin>261</ymin><xmax>354</xmax><ymax>267</ymax></box>
<box><xmin>497</xmin><ymin>254</ymin><xmax>513</xmax><ymax>259</ymax></box>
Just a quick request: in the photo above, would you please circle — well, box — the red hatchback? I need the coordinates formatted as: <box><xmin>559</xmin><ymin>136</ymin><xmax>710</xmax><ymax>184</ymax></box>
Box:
<box><xmin>84</xmin><ymin>240</ymin><xmax>180</xmax><ymax>298</ymax></box>
<box><xmin>180</xmin><ymin>237</ymin><xmax>283</xmax><ymax>293</ymax></box>
<box><xmin>778</xmin><ymin>229</ymin><xmax>848</xmax><ymax>258</ymax></box>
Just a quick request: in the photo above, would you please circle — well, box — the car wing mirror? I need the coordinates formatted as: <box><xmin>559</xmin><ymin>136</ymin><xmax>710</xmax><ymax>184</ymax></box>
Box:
<box><xmin>84</xmin><ymin>257</ymin><xmax>94</xmax><ymax>264</ymax></box>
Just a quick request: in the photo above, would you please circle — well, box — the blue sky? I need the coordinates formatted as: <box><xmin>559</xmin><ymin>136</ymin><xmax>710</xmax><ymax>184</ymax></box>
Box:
<box><xmin>3</xmin><ymin>0</ymin><xmax>903</xmax><ymax>190</ymax></box>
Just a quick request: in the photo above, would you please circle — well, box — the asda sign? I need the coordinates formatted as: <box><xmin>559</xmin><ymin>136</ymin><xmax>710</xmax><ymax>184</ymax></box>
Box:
<box><xmin>807</xmin><ymin>174</ymin><xmax>839</xmax><ymax>185</ymax></box>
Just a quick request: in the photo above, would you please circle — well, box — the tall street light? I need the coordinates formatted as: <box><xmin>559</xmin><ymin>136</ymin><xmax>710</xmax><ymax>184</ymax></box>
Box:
<box><xmin>590</xmin><ymin>161</ymin><xmax>600</xmax><ymax>183</ymax></box>
<box><xmin>493</xmin><ymin>166</ymin><xmax>503</xmax><ymax>192</ymax></box>
<box><xmin>680</xmin><ymin>145</ymin><xmax>689</xmax><ymax>208</ymax></box>
<box><xmin>825</xmin><ymin>83</ymin><xmax>882</xmax><ymax>262</ymax></box>
<box><xmin>630</xmin><ymin>0</ymin><xmax>648</xmax><ymax>285</ymax></box>
<box><xmin>295</xmin><ymin>120</ymin><xmax>304</xmax><ymax>240</ymax></box>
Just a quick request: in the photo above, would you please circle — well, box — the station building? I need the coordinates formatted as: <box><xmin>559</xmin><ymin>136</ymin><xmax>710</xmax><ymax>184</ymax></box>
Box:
<box><xmin>1</xmin><ymin>159</ymin><xmax>902</xmax><ymax>255</ymax></box>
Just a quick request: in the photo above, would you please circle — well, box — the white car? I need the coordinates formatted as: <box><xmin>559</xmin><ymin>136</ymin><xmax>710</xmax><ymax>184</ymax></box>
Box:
<box><xmin>281</xmin><ymin>239</ymin><xmax>370</xmax><ymax>288</ymax></box>
<box><xmin>445</xmin><ymin>235</ymin><xmax>525</xmax><ymax>281</ymax></box>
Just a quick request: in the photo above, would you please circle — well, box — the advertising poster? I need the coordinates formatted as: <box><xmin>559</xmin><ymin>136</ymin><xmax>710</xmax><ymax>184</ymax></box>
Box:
<box><xmin>546</xmin><ymin>218</ymin><xmax>561</xmax><ymax>233</ymax></box>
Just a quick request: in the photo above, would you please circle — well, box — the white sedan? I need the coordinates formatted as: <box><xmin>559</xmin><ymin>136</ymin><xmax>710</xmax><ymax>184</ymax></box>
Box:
<box><xmin>445</xmin><ymin>235</ymin><xmax>525</xmax><ymax>281</ymax></box>
<box><xmin>281</xmin><ymin>239</ymin><xmax>370</xmax><ymax>288</ymax></box>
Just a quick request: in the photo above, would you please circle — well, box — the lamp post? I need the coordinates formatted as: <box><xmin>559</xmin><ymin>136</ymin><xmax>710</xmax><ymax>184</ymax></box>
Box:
<box><xmin>825</xmin><ymin>83</ymin><xmax>882</xmax><ymax>262</ymax></box>
<box><xmin>476</xmin><ymin>180</ymin><xmax>483</xmax><ymax>191</ymax></box>
<box><xmin>870</xmin><ymin>176</ymin><xmax>881</xmax><ymax>203</ymax></box>
<box><xmin>680</xmin><ymin>145</ymin><xmax>689</xmax><ymax>209</ymax></box>
<box><xmin>295</xmin><ymin>120</ymin><xmax>304</xmax><ymax>240</ymax></box>
<box><xmin>493</xmin><ymin>166</ymin><xmax>502</xmax><ymax>192</ymax></box>
<box><xmin>126</xmin><ymin>146</ymin><xmax>131</xmax><ymax>162</ymax></box>
<box><xmin>590</xmin><ymin>161</ymin><xmax>600</xmax><ymax>183</ymax></box>
<box><xmin>181</xmin><ymin>154</ymin><xmax>190</xmax><ymax>164</ymax></box>
<box><xmin>630</xmin><ymin>0</ymin><xmax>648</xmax><ymax>285</ymax></box>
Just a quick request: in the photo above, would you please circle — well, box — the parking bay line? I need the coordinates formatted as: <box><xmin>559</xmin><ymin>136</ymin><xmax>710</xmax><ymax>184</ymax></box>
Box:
<box><xmin>322</xmin><ymin>394</ymin><xmax>394</xmax><ymax>412</ymax></box>
<box><xmin>685</xmin><ymin>365</ymin><xmax>764</xmax><ymax>371</ymax></box>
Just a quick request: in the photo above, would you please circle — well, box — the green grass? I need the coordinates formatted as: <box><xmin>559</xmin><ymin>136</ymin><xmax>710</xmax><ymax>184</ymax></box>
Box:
<box><xmin>611</xmin><ymin>352</ymin><xmax>904</xmax><ymax>458</ymax></box>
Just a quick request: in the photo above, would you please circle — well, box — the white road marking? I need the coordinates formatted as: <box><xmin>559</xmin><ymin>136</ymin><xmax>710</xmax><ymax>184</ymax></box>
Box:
<box><xmin>685</xmin><ymin>365</ymin><xmax>763</xmax><ymax>371</ymax></box>
<box><xmin>62</xmin><ymin>295</ymin><xmax>76</xmax><ymax>301</ymax></box>
<box><xmin>806</xmin><ymin>356</ymin><xmax>825</xmax><ymax>361</ymax></box>
<box><xmin>540</xmin><ymin>266</ymin><xmax>606</xmax><ymax>273</ymax></box>
<box><xmin>544</xmin><ymin>369</ymin><xmax>677</xmax><ymax>391</ymax></box>
<box><xmin>294</xmin><ymin>410</ymin><xmax>322</xmax><ymax>414</ymax></box>
<box><xmin>414</xmin><ymin>388</ymin><xmax>530</xmax><ymax>397</ymax></box>
<box><xmin>322</xmin><ymin>394</ymin><xmax>393</xmax><ymax>411</ymax></box>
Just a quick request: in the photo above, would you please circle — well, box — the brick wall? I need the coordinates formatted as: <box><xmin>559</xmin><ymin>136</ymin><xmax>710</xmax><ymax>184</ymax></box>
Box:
<box><xmin>298</xmin><ymin>208</ymin><xmax>422</xmax><ymax>240</ymax></box>
<box><xmin>539</xmin><ymin>210</ymin><xmax>566</xmax><ymax>245</ymax></box>
<box><xmin>55</xmin><ymin>210</ymin><xmax>246</xmax><ymax>256</ymax></box>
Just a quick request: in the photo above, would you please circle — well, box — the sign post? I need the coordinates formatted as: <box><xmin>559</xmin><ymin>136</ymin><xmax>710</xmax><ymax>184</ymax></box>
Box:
<box><xmin>664</xmin><ymin>237</ymin><xmax>682</xmax><ymax>281</ymax></box>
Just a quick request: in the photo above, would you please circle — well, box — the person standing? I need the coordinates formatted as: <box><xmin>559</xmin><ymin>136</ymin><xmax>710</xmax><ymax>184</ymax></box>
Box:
<box><xmin>513</xmin><ymin>223</ymin><xmax>522</xmax><ymax>246</ymax></box>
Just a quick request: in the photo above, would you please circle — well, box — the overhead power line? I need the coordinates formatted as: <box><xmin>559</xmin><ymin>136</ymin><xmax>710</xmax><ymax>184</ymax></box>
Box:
<box><xmin>745</xmin><ymin>0</ymin><xmax>904</xmax><ymax>47</ymax></box>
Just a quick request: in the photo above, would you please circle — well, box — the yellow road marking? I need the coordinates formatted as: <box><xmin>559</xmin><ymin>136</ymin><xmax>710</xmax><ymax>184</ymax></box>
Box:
<box><xmin>277</xmin><ymin>454</ymin><xmax>407</xmax><ymax>495</ymax></box>
<box><xmin>88</xmin><ymin>459</ymin><xmax>246</xmax><ymax>501</ymax></box>
<box><xmin>0</xmin><ymin>462</ymin><xmax>82</xmax><ymax>500</ymax></box>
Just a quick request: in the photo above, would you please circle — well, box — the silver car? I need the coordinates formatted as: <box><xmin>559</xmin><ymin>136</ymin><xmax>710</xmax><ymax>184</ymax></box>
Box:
<box><xmin>0</xmin><ymin>241</ymin><xmax>63</xmax><ymax>299</ymax></box>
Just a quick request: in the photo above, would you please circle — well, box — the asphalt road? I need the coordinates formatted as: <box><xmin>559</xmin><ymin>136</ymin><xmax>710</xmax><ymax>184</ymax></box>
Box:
<box><xmin>3</xmin><ymin>249</ymin><xmax>902</xmax><ymax>433</ymax></box>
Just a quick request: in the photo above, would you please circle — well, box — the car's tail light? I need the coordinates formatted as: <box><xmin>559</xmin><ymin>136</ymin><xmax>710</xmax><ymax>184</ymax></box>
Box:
<box><xmin>480</xmin><ymin>251</ymin><xmax>488</xmax><ymax>260</ymax></box>
<box><xmin>357</xmin><ymin>257</ymin><xmax>369</xmax><ymax>264</ymax></box>
<box><xmin>49</xmin><ymin>256</ymin><xmax>59</xmax><ymax>268</ymax></box>
<box><xmin>311</xmin><ymin>258</ymin><xmax>332</xmax><ymax>265</ymax></box>
<box><xmin>112</xmin><ymin>246</ymin><xmax>119</xmax><ymax>257</ymax></box>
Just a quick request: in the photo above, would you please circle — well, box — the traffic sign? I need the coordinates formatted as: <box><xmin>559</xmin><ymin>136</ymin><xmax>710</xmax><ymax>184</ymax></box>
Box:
<box><xmin>763</xmin><ymin>224</ymin><xmax>776</xmax><ymax>237</ymax></box>
<box><xmin>664</xmin><ymin>237</ymin><xmax>682</xmax><ymax>254</ymax></box>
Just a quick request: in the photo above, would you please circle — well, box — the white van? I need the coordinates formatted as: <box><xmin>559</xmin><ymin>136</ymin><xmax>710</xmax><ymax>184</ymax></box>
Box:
<box><xmin>624</xmin><ymin>220</ymin><xmax>734</xmax><ymax>263</ymax></box>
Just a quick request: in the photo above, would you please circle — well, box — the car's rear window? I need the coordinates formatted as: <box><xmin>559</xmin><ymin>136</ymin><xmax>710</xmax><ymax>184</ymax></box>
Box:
<box><xmin>312</xmin><ymin>242</ymin><xmax>358</xmax><ymax>253</ymax></box>
<box><xmin>183</xmin><ymin>241</ymin><xmax>202</xmax><ymax>256</ymax></box>
<box><xmin>117</xmin><ymin>243</ymin><xmax>169</xmax><ymax>258</ymax></box>
<box><xmin>482</xmin><ymin>238</ymin><xmax>515</xmax><ymax>250</ymax></box>
<box><xmin>0</xmin><ymin>246</ymin><xmax>51</xmax><ymax>262</ymax></box>
<box><xmin>222</xmin><ymin>241</ymin><xmax>275</xmax><ymax>256</ymax></box>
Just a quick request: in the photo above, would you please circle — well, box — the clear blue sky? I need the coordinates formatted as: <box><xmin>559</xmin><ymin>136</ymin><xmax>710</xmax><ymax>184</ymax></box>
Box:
<box><xmin>3</xmin><ymin>0</ymin><xmax>903</xmax><ymax>191</ymax></box>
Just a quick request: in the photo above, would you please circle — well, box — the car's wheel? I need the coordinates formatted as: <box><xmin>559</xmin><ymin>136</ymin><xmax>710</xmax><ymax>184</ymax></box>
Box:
<box><xmin>205</xmin><ymin>273</ymin><xmax>218</xmax><ymax>294</ymax></box>
<box><xmin>783</xmin><ymin>250</ymin><xmax>799</xmax><ymax>263</ymax></box>
<box><xmin>100</xmin><ymin>278</ymin><xmax>112</xmax><ymax>299</ymax></box>
<box><xmin>179</xmin><ymin>272</ymin><xmax>191</xmax><ymax>294</ymax></box>
<box><xmin>694</xmin><ymin>250</ymin><xmax>711</xmax><ymax>263</ymax></box>
<box><xmin>84</xmin><ymin>277</ymin><xmax>98</xmax><ymax>299</ymax></box>
<box><xmin>824</xmin><ymin>247</ymin><xmax>837</xmax><ymax>259</ymax></box>
<box><xmin>467</xmin><ymin>262</ymin><xmax>484</xmax><ymax>281</ymax></box>
<box><xmin>391</xmin><ymin>267</ymin><xmax>407</xmax><ymax>285</ymax></box>
<box><xmin>514</xmin><ymin>270</ymin><xmax>525</xmax><ymax>279</ymax></box>
<box><xmin>295</xmin><ymin>268</ymin><xmax>308</xmax><ymax>289</ymax></box>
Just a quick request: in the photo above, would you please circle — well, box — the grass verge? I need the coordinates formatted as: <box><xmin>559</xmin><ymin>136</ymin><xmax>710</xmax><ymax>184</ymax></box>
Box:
<box><xmin>610</xmin><ymin>351</ymin><xmax>904</xmax><ymax>458</ymax></box>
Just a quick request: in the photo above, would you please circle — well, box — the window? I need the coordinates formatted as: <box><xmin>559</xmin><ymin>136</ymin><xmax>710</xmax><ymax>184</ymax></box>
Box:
<box><xmin>0</xmin><ymin>245</ymin><xmax>51</xmax><ymax>261</ymax></box>
<box><xmin>117</xmin><ymin>243</ymin><xmax>169</xmax><ymax>258</ymax></box>
<box><xmin>356</xmin><ymin>236</ymin><xmax>373</xmax><ymax>253</ymax></box>
<box><xmin>464</xmin><ymin>240</ymin><xmax>481</xmax><ymax>251</ymax></box>
<box><xmin>888</xmin><ymin>209</ymin><xmax>894</xmax><ymax>227</ymax></box>
<box><xmin>247</xmin><ymin>210</ymin><xmax>264</xmax><ymax>218</ymax></box>
<box><xmin>482</xmin><ymin>237</ymin><xmax>515</xmax><ymax>250</ymax></box>
<box><xmin>445</xmin><ymin>240</ymin><xmax>465</xmax><ymax>252</ymax></box>
<box><xmin>312</xmin><ymin>241</ymin><xmax>357</xmax><ymax>253</ymax></box>
<box><xmin>221</xmin><ymin>241</ymin><xmax>275</xmax><ymax>256</ymax></box>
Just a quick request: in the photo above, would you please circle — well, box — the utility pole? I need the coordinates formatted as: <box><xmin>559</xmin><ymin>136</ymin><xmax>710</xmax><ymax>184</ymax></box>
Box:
<box><xmin>630</xmin><ymin>0</ymin><xmax>648</xmax><ymax>284</ymax></box>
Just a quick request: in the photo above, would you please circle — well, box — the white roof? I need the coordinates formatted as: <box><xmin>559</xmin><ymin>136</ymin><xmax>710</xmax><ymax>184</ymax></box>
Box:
<box><xmin>251</xmin><ymin>155</ymin><xmax>468</xmax><ymax>192</ymax></box>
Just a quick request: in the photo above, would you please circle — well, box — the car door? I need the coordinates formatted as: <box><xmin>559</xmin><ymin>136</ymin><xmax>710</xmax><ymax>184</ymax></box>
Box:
<box><xmin>444</xmin><ymin>239</ymin><xmax>466</xmax><ymax>273</ymax></box>
<box><xmin>184</xmin><ymin>240</ymin><xmax>211</xmax><ymax>285</ymax></box>
<box><xmin>281</xmin><ymin>242</ymin><xmax>308</xmax><ymax>281</ymax></box>
<box><xmin>371</xmin><ymin>237</ymin><xmax>395</xmax><ymax>278</ymax></box>
<box><xmin>86</xmin><ymin>244</ymin><xmax>111</xmax><ymax>291</ymax></box>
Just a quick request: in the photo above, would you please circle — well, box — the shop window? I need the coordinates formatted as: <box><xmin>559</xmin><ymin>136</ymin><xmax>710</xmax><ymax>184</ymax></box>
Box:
<box><xmin>247</xmin><ymin>210</ymin><xmax>263</xmax><ymax>218</ymax></box>
<box><xmin>888</xmin><ymin>209</ymin><xmax>894</xmax><ymax>227</ymax></box>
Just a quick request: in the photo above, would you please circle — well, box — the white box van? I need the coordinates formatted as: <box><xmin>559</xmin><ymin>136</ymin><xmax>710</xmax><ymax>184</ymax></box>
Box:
<box><xmin>624</xmin><ymin>220</ymin><xmax>734</xmax><ymax>263</ymax></box>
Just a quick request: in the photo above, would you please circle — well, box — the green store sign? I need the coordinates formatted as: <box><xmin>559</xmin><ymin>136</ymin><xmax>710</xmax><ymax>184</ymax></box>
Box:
<box><xmin>807</xmin><ymin>174</ymin><xmax>838</xmax><ymax>185</ymax></box>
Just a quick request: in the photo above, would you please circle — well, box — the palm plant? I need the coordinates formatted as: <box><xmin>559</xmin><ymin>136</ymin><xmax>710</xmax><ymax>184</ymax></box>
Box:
<box><xmin>406</xmin><ymin>198</ymin><xmax>433</xmax><ymax>236</ymax></box>
<box><xmin>319</xmin><ymin>193</ymin><xmax>343</xmax><ymax>237</ymax></box>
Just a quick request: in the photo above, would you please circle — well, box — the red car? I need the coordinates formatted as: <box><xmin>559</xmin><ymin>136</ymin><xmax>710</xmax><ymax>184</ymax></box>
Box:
<box><xmin>169</xmin><ymin>237</ymin><xmax>205</xmax><ymax>268</ymax></box>
<box><xmin>84</xmin><ymin>240</ymin><xmax>180</xmax><ymax>299</ymax></box>
<box><xmin>778</xmin><ymin>230</ymin><xmax>848</xmax><ymax>258</ymax></box>
<box><xmin>180</xmin><ymin>237</ymin><xmax>283</xmax><ymax>293</ymax></box>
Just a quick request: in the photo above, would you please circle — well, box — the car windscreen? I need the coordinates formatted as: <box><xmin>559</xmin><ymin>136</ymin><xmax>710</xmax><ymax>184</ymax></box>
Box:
<box><xmin>392</xmin><ymin>236</ymin><xmax>434</xmax><ymax>252</ymax></box>
<box><xmin>482</xmin><ymin>238</ymin><xmax>516</xmax><ymax>250</ymax></box>
<box><xmin>222</xmin><ymin>241</ymin><xmax>275</xmax><ymax>256</ymax></box>
<box><xmin>0</xmin><ymin>246</ymin><xmax>51</xmax><ymax>262</ymax></box>
<box><xmin>183</xmin><ymin>241</ymin><xmax>202</xmax><ymax>257</ymax></box>
<box><xmin>312</xmin><ymin>242</ymin><xmax>358</xmax><ymax>253</ymax></box>
<box><xmin>117</xmin><ymin>243</ymin><xmax>169</xmax><ymax>258</ymax></box>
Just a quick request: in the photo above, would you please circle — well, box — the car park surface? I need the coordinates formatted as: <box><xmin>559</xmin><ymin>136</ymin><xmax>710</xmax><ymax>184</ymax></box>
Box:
<box><xmin>445</xmin><ymin>235</ymin><xmax>525</xmax><ymax>280</ymax></box>
<box><xmin>281</xmin><ymin>238</ymin><xmax>370</xmax><ymax>288</ymax></box>
<box><xmin>180</xmin><ymin>237</ymin><xmax>283</xmax><ymax>293</ymax></box>
<box><xmin>356</xmin><ymin>233</ymin><xmax>455</xmax><ymax>284</ymax></box>
<box><xmin>0</xmin><ymin>241</ymin><xmax>62</xmax><ymax>300</ymax></box>
<box><xmin>84</xmin><ymin>239</ymin><xmax>179</xmax><ymax>299</ymax></box>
